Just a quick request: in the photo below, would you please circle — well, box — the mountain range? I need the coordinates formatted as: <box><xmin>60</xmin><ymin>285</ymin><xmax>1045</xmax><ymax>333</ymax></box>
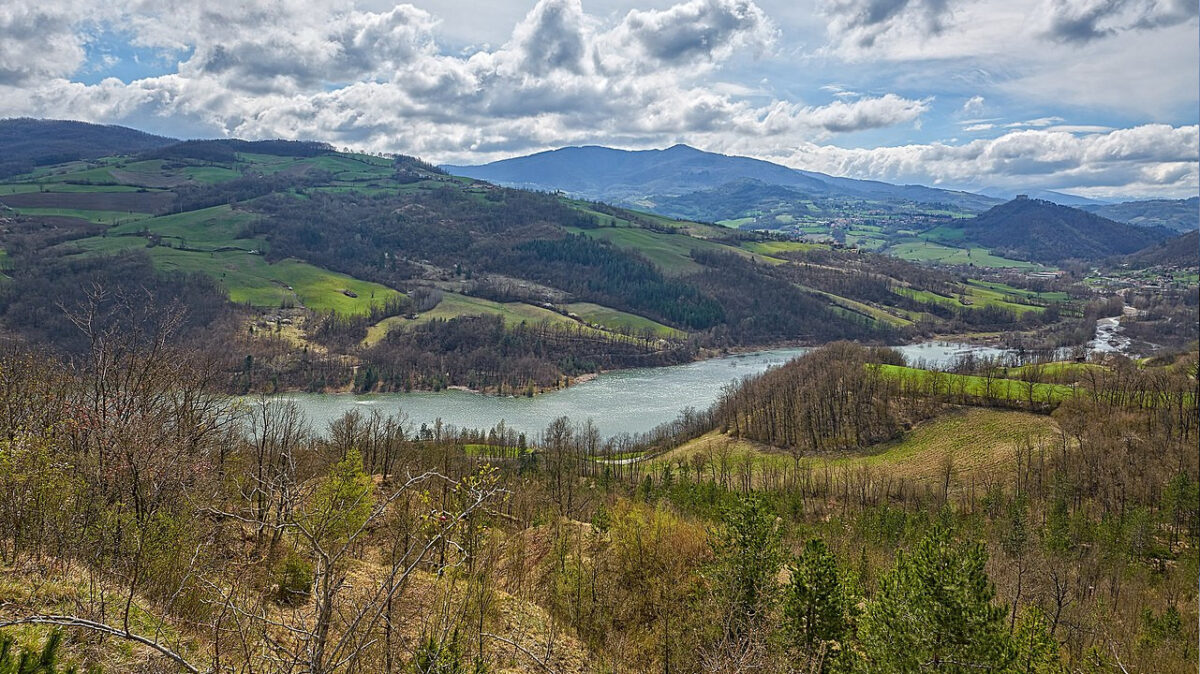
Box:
<box><xmin>443</xmin><ymin>144</ymin><xmax>1002</xmax><ymax>213</ymax></box>
<box><xmin>445</xmin><ymin>144</ymin><xmax>1198</xmax><ymax>233</ymax></box>
<box><xmin>1083</xmin><ymin>197</ymin><xmax>1199</xmax><ymax>232</ymax></box>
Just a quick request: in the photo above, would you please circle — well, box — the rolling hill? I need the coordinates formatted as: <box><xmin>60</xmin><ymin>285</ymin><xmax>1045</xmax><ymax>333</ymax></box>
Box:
<box><xmin>0</xmin><ymin>121</ymin><xmax>1087</xmax><ymax>393</ymax></box>
<box><xmin>1126</xmin><ymin>229</ymin><xmax>1200</xmax><ymax>268</ymax></box>
<box><xmin>0</xmin><ymin>118</ymin><xmax>176</xmax><ymax>179</ymax></box>
<box><xmin>935</xmin><ymin>196</ymin><xmax>1171</xmax><ymax>264</ymax></box>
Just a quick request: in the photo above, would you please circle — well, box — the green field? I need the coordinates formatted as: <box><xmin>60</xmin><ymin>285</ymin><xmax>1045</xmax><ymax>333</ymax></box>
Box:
<box><xmin>570</xmin><ymin>225</ymin><xmax>781</xmax><ymax>275</ymax></box>
<box><xmin>180</xmin><ymin>166</ymin><xmax>242</xmax><ymax>184</ymax></box>
<box><xmin>72</xmin><ymin>233</ymin><xmax>399</xmax><ymax>314</ymax></box>
<box><xmin>875</xmin><ymin>364</ymin><xmax>1076</xmax><ymax>404</ymax></box>
<box><xmin>740</xmin><ymin>240</ymin><xmax>825</xmax><ymax>255</ymax></box>
<box><xmin>0</xmin><ymin>183</ymin><xmax>160</xmax><ymax>195</ymax></box>
<box><xmin>655</xmin><ymin>407</ymin><xmax>1059</xmax><ymax>486</ymax></box>
<box><xmin>364</xmin><ymin>292</ymin><xmax>583</xmax><ymax>345</ymax></box>
<box><xmin>564</xmin><ymin>302</ymin><xmax>685</xmax><ymax>338</ymax></box>
<box><xmin>895</xmin><ymin>284</ymin><xmax>1047</xmax><ymax>316</ymax></box>
<box><xmin>793</xmin><ymin>284</ymin><xmax>914</xmax><ymax>327</ymax></box>
<box><xmin>811</xmin><ymin>408</ymin><xmax>1060</xmax><ymax>484</ymax></box>
<box><xmin>107</xmin><ymin>205</ymin><xmax>259</xmax><ymax>249</ymax></box>
<box><xmin>5</xmin><ymin>207</ymin><xmax>154</xmax><ymax>224</ymax></box>
<box><xmin>966</xmin><ymin>279</ymin><xmax>1069</xmax><ymax>303</ymax></box>
<box><xmin>885</xmin><ymin>241</ymin><xmax>1039</xmax><ymax>269</ymax></box>
<box><xmin>1007</xmin><ymin>361</ymin><xmax>1106</xmax><ymax>381</ymax></box>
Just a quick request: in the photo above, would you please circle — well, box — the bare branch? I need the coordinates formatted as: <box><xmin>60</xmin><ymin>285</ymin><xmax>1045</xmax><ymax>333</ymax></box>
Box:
<box><xmin>0</xmin><ymin>614</ymin><xmax>204</xmax><ymax>673</ymax></box>
<box><xmin>483</xmin><ymin>632</ymin><xmax>559</xmax><ymax>674</ymax></box>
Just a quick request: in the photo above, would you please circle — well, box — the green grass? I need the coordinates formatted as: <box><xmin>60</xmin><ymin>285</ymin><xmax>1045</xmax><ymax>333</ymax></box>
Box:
<box><xmin>564</xmin><ymin>302</ymin><xmax>685</xmax><ymax>338</ymax></box>
<box><xmin>463</xmin><ymin>443</ymin><xmax>529</xmax><ymax>458</ymax></box>
<box><xmin>655</xmin><ymin>408</ymin><xmax>1059</xmax><ymax>486</ymax></box>
<box><xmin>364</xmin><ymin>292</ymin><xmax>582</xmax><ymax>345</ymax></box>
<box><xmin>741</xmin><ymin>240</ymin><xmax>825</xmax><ymax>255</ymax></box>
<box><xmin>5</xmin><ymin>207</ymin><xmax>153</xmax><ymax>224</ymax></box>
<box><xmin>895</xmin><ymin>285</ymin><xmax>1046</xmax><ymax>316</ymax></box>
<box><xmin>569</xmin><ymin>225</ymin><xmax>780</xmax><ymax>275</ymax></box>
<box><xmin>44</xmin><ymin>159</ymin><xmax>169</xmax><ymax>185</ymax></box>
<box><xmin>961</xmin><ymin>284</ymin><xmax>1047</xmax><ymax>315</ymax></box>
<box><xmin>966</xmin><ymin>279</ymin><xmax>1069</xmax><ymax>303</ymax></box>
<box><xmin>0</xmin><ymin>184</ymin><xmax>43</xmax><ymax>195</ymax></box>
<box><xmin>822</xmin><ymin>408</ymin><xmax>1059</xmax><ymax>481</ymax></box>
<box><xmin>5</xmin><ymin>183</ymin><xmax>152</xmax><ymax>194</ymax></box>
<box><xmin>875</xmin><ymin>364</ymin><xmax>1076</xmax><ymax>404</ymax></box>
<box><xmin>816</xmin><ymin>290</ymin><xmax>914</xmax><ymax>327</ymax></box>
<box><xmin>72</xmin><ymin>234</ymin><xmax>400</xmax><ymax>315</ymax></box>
<box><xmin>565</xmin><ymin>201</ymin><xmax>729</xmax><ymax>239</ymax></box>
<box><xmin>885</xmin><ymin>241</ymin><xmax>1040</xmax><ymax>269</ymax></box>
<box><xmin>717</xmin><ymin>217</ymin><xmax>756</xmax><ymax>228</ymax></box>
<box><xmin>107</xmin><ymin>205</ymin><xmax>258</xmax><ymax>249</ymax></box>
<box><xmin>1007</xmin><ymin>361</ymin><xmax>1106</xmax><ymax>381</ymax></box>
<box><xmin>180</xmin><ymin>165</ymin><xmax>241</xmax><ymax>184</ymax></box>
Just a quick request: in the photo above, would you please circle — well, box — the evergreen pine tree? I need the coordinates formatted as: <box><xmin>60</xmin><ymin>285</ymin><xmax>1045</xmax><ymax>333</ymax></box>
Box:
<box><xmin>858</xmin><ymin>526</ymin><xmax>1013</xmax><ymax>673</ymax></box>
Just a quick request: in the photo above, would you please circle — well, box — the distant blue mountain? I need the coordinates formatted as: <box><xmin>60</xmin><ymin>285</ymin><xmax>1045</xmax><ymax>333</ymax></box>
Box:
<box><xmin>1083</xmin><ymin>197</ymin><xmax>1199</xmax><ymax>232</ymax></box>
<box><xmin>443</xmin><ymin>144</ymin><xmax>1002</xmax><ymax>213</ymax></box>
<box><xmin>976</xmin><ymin>188</ymin><xmax>1107</xmax><ymax>207</ymax></box>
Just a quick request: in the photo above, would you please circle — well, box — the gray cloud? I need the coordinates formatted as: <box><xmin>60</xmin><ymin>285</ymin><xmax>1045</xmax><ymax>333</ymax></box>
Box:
<box><xmin>1043</xmin><ymin>0</ymin><xmax>1198</xmax><ymax>43</ymax></box>
<box><xmin>179</xmin><ymin>4</ymin><xmax>436</xmax><ymax>93</ymax></box>
<box><xmin>616</xmin><ymin>0</ymin><xmax>775</xmax><ymax>64</ymax></box>
<box><xmin>773</xmin><ymin>123</ymin><xmax>1198</xmax><ymax>197</ymax></box>
<box><xmin>0</xmin><ymin>5</ymin><xmax>86</xmax><ymax>85</ymax></box>
<box><xmin>823</xmin><ymin>0</ymin><xmax>951</xmax><ymax>48</ymax></box>
<box><xmin>509</xmin><ymin>0</ymin><xmax>589</xmax><ymax>76</ymax></box>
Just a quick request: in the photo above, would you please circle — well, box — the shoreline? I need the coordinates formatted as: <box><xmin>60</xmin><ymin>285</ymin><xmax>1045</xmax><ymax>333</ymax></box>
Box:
<box><xmin>249</xmin><ymin>332</ymin><xmax>1014</xmax><ymax>399</ymax></box>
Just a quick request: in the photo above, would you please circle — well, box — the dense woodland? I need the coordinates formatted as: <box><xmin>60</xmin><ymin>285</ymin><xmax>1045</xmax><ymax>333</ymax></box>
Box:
<box><xmin>954</xmin><ymin>199</ymin><xmax>1169</xmax><ymax>264</ymax></box>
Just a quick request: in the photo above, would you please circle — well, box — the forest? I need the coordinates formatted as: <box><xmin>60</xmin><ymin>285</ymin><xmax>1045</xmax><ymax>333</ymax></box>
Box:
<box><xmin>0</xmin><ymin>299</ymin><xmax>1194</xmax><ymax>672</ymax></box>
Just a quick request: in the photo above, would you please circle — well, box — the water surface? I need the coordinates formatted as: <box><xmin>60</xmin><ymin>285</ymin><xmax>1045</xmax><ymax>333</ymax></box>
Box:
<box><xmin>276</xmin><ymin>341</ymin><xmax>1011</xmax><ymax>439</ymax></box>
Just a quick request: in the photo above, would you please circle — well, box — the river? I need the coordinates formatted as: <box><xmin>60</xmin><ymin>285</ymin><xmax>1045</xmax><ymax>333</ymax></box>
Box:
<box><xmin>269</xmin><ymin>341</ymin><xmax>1011</xmax><ymax>440</ymax></box>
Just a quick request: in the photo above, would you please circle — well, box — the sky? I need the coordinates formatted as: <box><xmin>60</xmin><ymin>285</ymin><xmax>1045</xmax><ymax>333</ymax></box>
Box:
<box><xmin>0</xmin><ymin>0</ymin><xmax>1197</xmax><ymax>198</ymax></box>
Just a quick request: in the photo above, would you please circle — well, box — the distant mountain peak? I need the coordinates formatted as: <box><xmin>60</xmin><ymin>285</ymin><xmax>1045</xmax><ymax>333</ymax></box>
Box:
<box><xmin>442</xmin><ymin>144</ymin><xmax>1001</xmax><ymax>214</ymax></box>
<box><xmin>662</xmin><ymin>143</ymin><xmax>703</xmax><ymax>154</ymax></box>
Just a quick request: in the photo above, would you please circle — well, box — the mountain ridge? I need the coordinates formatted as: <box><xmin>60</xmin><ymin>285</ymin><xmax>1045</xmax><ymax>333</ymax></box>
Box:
<box><xmin>0</xmin><ymin>118</ymin><xmax>177</xmax><ymax>179</ymax></box>
<box><xmin>442</xmin><ymin>143</ymin><xmax>1002</xmax><ymax>213</ymax></box>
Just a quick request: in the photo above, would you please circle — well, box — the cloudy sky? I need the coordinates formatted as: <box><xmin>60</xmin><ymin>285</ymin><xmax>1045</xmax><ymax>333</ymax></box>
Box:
<box><xmin>1</xmin><ymin>0</ymin><xmax>1196</xmax><ymax>198</ymax></box>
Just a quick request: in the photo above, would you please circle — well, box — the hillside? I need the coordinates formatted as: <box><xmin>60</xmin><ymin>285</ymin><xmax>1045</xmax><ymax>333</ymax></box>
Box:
<box><xmin>1</xmin><ymin>341</ymin><xmax>1194</xmax><ymax>673</ymax></box>
<box><xmin>443</xmin><ymin>144</ymin><xmax>1001</xmax><ymax>213</ymax></box>
<box><xmin>1084</xmin><ymin>196</ymin><xmax>1200</xmax><ymax>232</ymax></box>
<box><xmin>0</xmin><ymin>124</ymin><xmax>1084</xmax><ymax>394</ymax></box>
<box><xmin>0</xmin><ymin>118</ymin><xmax>176</xmax><ymax>179</ymax></box>
<box><xmin>939</xmin><ymin>196</ymin><xmax>1171</xmax><ymax>264</ymax></box>
<box><xmin>1126</xmin><ymin>229</ymin><xmax>1200</xmax><ymax>268</ymax></box>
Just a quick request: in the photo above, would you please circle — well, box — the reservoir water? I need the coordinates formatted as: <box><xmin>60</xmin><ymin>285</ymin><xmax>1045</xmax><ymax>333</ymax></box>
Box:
<box><xmin>273</xmin><ymin>341</ymin><xmax>1011</xmax><ymax>439</ymax></box>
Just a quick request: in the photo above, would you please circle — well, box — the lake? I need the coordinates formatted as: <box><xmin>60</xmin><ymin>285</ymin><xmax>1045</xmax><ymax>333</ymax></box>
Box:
<box><xmin>270</xmin><ymin>341</ymin><xmax>1012</xmax><ymax>439</ymax></box>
